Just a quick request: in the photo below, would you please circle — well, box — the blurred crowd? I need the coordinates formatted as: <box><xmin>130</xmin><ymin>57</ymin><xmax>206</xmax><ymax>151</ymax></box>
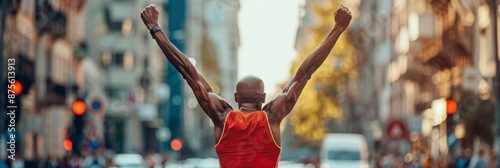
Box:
<box><xmin>377</xmin><ymin>148</ymin><xmax>497</xmax><ymax>168</ymax></box>
<box><xmin>0</xmin><ymin>151</ymin><xmax>169</xmax><ymax>168</ymax></box>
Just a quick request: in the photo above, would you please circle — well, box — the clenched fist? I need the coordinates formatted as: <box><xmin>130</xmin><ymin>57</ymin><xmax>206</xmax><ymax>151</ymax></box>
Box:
<box><xmin>140</xmin><ymin>4</ymin><xmax>160</xmax><ymax>30</ymax></box>
<box><xmin>334</xmin><ymin>5</ymin><xmax>352</xmax><ymax>31</ymax></box>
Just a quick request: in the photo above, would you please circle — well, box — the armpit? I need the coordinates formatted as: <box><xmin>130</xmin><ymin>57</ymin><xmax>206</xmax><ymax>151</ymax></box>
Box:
<box><xmin>207</xmin><ymin>92</ymin><xmax>233</xmax><ymax>112</ymax></box>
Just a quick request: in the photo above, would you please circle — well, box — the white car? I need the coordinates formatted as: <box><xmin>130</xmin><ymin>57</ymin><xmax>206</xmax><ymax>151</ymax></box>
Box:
<box><xmin>278</xmin><ymin>161</ymin><xmax>310</xmax><ymax>168</ymax></box>
<box><xmin>112</xmin><ymin>153</ymin><xmax>146</xmax><ymax>168</ymax></box>
<box><xmin>194</xmin><ymin>158</ymin><xmax>220</xmax><ymax>168</ymax></box>
<box><xmin>320</xmin><ymin>134</ymin><xmax>370</xmax><ymax>168</ymax></box>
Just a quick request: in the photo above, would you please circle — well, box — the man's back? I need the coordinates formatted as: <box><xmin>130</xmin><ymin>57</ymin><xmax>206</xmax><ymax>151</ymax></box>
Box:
<box><xmin>215</xmin><ymin>110</ymin><xmax>281</xmax><ymax>168</ymax></box>
<box><xmin>140</xmin><ymin>4</ymin><xmax>351</xmax><ymax>167</ymax></box>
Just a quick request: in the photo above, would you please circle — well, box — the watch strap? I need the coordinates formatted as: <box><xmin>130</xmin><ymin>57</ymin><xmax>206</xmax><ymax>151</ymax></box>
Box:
<box><xmin>149</xmin><ymin>27</ymin><xmax>161</xmax><ymax>38</ymax></box>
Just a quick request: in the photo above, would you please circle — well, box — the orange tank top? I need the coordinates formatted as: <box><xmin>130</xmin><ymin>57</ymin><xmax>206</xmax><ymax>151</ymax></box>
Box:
<box><xmin>215</xmin><ymin>110</ymin><xmax>281</xmax><ymax>168</ymax></box>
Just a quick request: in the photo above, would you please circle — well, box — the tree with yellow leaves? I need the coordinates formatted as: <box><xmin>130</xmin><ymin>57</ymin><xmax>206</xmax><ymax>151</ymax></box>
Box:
<box><xmin>286</xmin><ymin>0</ymin><xmax>358</xmax><ymax>146</ymax></box>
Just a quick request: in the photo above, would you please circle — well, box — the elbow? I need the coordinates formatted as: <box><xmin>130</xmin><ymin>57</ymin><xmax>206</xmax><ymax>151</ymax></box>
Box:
<box><xmin>300</xmin><ymin>69</ymin><xmax>312</xmax><ymax>80</ymax></box>
<box><xmin>305</xmin><ymin>71</ymin><xmax>312</xmax><ymax>80</ymax></box>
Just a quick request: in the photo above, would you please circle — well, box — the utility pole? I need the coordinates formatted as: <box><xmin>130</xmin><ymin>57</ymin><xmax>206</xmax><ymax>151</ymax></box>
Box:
<box><xmin>491</xmin><ymin>0</ymin><xmax>500</xmax><ymax>167</ymax></box>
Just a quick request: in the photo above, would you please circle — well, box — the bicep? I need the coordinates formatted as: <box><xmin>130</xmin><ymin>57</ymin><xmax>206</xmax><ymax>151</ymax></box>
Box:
<box><xmin>266</xmin><ymin>75</ymin><xmax>309</xmax><ymax>120</ymax></box>
<box><xmin>283</xmin><ymin>73</ymin><xmax>309</xmax><ymax>106</ymax></box>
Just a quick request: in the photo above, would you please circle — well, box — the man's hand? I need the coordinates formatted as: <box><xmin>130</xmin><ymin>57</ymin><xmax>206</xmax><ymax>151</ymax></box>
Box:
<box><xmin>141</xmin><ymin>4</ymin><xmax>160</xmax><ymax>30</ymax></box>
<box><xmin>334</xmin><ymin>5</ymin><xmax>352</xmax><ymax>31</ymax></box>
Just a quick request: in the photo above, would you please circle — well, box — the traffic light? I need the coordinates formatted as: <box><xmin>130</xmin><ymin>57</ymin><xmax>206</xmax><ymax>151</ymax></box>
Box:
<box><xmin>170</xmin><ymin>139</ymin><xmax>182</xmax><ymax>151</ymax></box>
<box><xmin>63</xmin><ymin>139</ymin><xmax>73</xmax><ymax>151</ymax></box>
<box><xmin>72</xmin><ymin>99</ymin><xmax>86</xmax><ymax>116</ymax></box>
<box><xmin>8</xmin><ymin>80</ymin><xmax>23</xmax><ymax>96</ymax></box>
<box><xmin>63</xmin><ymin>128</ymin><xmax>73</xmax><ymax>151</ymax></box>
<box><xmin>70</xmin><ymin>99</ymin><xmax>87</xmax><ymax>156</ymax></box>
<box><xmin>5</xmin><ymin>79</ymin><xmax>22</xmax><ymax>97</ymax></box>
<box><xmin>446</xmin><ymin>99</ymin><xmax>458</xmax><ymax>134</ymax></box>
<box><xmin>446</xmin><ymin>99</ymin><xmax>457</xmax><ymax>114</ymax></box>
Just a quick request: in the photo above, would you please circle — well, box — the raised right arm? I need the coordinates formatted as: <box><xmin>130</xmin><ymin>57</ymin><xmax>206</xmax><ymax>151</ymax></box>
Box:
<box><xmin>264</xmin><ymin>5</ymin><xmax>352</xmax><ymax>122</ymax></box>
<box><xmin>140</xmin><ymin>5</ymin><xmax>232</xmax><ymax>126</ymax></box>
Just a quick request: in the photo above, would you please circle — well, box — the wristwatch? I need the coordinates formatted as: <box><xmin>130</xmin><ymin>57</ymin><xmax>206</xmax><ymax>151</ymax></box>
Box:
<box><xmin>149</xmin><ymin>27</ymin><xmax>161</xmax><ymax>38</ymax></box>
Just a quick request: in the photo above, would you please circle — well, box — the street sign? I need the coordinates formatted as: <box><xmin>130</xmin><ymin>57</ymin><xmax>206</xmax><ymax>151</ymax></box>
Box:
<box><xmin>83</xmin><ymin>127</ymin><xmax>104</xmax><ymax>152</ymax></box>
<box><xmin>386</xmin><ymin>119</ymin><xmax>408</xmax><ymax>140</ymax></box>
<box><xmin>91</xmin><ymin>100</ymin><xmax>102</xmax><ymax>111</ymax></box>
<box><xmin>86</xmin><ymin>91</ymin><xmax>108</xmax><ymax>116</ymax></box>
<box><xmin>89</xmin><ymin>98</ymin><xmax>104</xmax><ymax>114</ymax></box>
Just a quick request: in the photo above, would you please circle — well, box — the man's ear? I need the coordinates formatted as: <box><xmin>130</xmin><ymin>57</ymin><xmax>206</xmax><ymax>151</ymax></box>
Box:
<box><xmin>234</xmin><ymin>92</ymin><xmax>238</xmax><ymax>103</ymax></box>
<box><xmin>261</xmin><ymin>93</ymin><xmax>266</xmax><ymax>103</ymax></box>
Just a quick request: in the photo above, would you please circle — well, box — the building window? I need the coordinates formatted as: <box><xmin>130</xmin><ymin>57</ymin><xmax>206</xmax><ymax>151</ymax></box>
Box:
<box><xmin>123</xmin><ymin>51</ymin><xmax>134</xmax><ymax>70</ymax></box>
<box><xmin>105</xmin><ymin>19</ymin><xmax>134</xmax><ymax>35</ymax></box>
<box><xmin>101</xmin><ymin>50</ymin><xmax>135</xmax><ymax>70</ymax></box>
<box><xmin>101</xmin><ymin>51</ymin><xmax>112</xmax><ymax>67</ymax></box>
<box><xmin>104</xmin><ymin>7</ymin><xmax>134</xmax><ymax>35</ymax></box>
<box><xmin>121</xmin><ymin>19</ymin><xmax>133</xmax><ymax>36</ymax></box>
<box><xmin>115</xmin><ymin>52</ymin><xmax>125</xmax><ymax>66</ymax></box>
<box><xmin>108</xmin><ymin>20</ymin><xmax>123</xmax><ymax>32</ymax></box>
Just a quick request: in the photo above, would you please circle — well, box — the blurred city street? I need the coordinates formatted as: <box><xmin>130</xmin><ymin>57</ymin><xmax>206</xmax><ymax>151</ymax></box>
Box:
<box><xmin>1</xmin><ymin>0</ymin><xmax>500</xmax><ymax>167</ymax></box>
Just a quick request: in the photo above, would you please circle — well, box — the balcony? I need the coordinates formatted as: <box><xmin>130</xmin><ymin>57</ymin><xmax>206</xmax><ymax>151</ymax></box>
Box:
<box><xmin>388</xmin><ymin>54</ymin><xmax>431</xmax><ymax>83</ymax></box>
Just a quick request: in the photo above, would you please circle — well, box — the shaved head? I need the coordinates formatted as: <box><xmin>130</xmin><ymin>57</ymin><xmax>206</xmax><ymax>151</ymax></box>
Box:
<box><xmin>235</xmin><ymin>75</ymin><xmax>266</xmax><ymax>106</ymax></box>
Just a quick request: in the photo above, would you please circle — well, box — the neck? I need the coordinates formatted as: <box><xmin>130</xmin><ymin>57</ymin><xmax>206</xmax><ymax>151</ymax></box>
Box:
<box><xmin>238</xmin><ymin>103</ymin><xmax>261</xmax><ymax>112</ymax></box>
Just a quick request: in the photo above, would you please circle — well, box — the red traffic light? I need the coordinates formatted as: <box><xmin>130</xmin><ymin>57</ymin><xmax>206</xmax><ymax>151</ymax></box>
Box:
<box><xmin>446</xmin><ymin>99</ymin><xmax>457</xmax><ymax>114</ymax></box>
<box><xmin>171</xmin><ymin>139</ymin><xmax>182</xmax><ymax>151</ymax></box>
<box><xmin>63</xmin><ymin>139</ymin><xmax>73</xmax><ymax>151</ymax></box>
<box><xmin>72</xmin><ymin>100</ymin><xmax>86</xmax><ymax>115</ymax></box>
<box><xmin>7</xmin><ymin>80</ymin><xmax>23</xmax><ymax>96</ymax></box>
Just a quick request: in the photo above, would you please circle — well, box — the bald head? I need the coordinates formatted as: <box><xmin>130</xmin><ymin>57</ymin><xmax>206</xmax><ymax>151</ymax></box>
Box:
<box><xmin>235</xmin><ymin>75</ymin><xmax>265</xmax><ymax>105</ymax></box>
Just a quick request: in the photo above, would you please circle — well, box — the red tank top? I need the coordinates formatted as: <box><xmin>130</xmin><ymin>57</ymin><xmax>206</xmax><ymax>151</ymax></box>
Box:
<box><xmin>215</xmin><ymin>110</ymin><xmax>281</xmax><ymax>168</ymax></box>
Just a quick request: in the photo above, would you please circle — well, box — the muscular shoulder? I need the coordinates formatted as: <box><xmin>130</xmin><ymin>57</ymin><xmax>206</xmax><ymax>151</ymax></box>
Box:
<box><xmin>264</xmin><ymin>93</ymin><xmax>287</xmax><ymax>110</ymax></box>
<box><xmin>263</xmin><ymin>93</ymin><xmax>289</xmax><ymax>121</ymax></box>
<box><xmin>207</xmin><ymin>92</ymin><xmax>232</xmax><ymax>114</ymax></box>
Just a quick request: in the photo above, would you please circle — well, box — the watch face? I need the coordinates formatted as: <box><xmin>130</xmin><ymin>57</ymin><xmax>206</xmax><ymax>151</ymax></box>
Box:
<box><xmin>150</xmin><ymin>28</ymin><xmax>160</xmax><ymax>37</ymax></box>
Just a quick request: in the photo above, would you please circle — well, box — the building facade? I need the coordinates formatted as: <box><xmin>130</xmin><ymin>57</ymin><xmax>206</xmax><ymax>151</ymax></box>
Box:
<box><xmin>351</xmin><ymin>0</ymin><xmax>498</xmax><ymax>163</ymax></box>
<box><xmin>84</xmin><ymin>0</ymin><xmax>167</xmax><ymax>153</ymax></box>
<box><xmin>0</xmin><ymin>0</ymin><xmax>88</xmax><ymax>164</ymax></box>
